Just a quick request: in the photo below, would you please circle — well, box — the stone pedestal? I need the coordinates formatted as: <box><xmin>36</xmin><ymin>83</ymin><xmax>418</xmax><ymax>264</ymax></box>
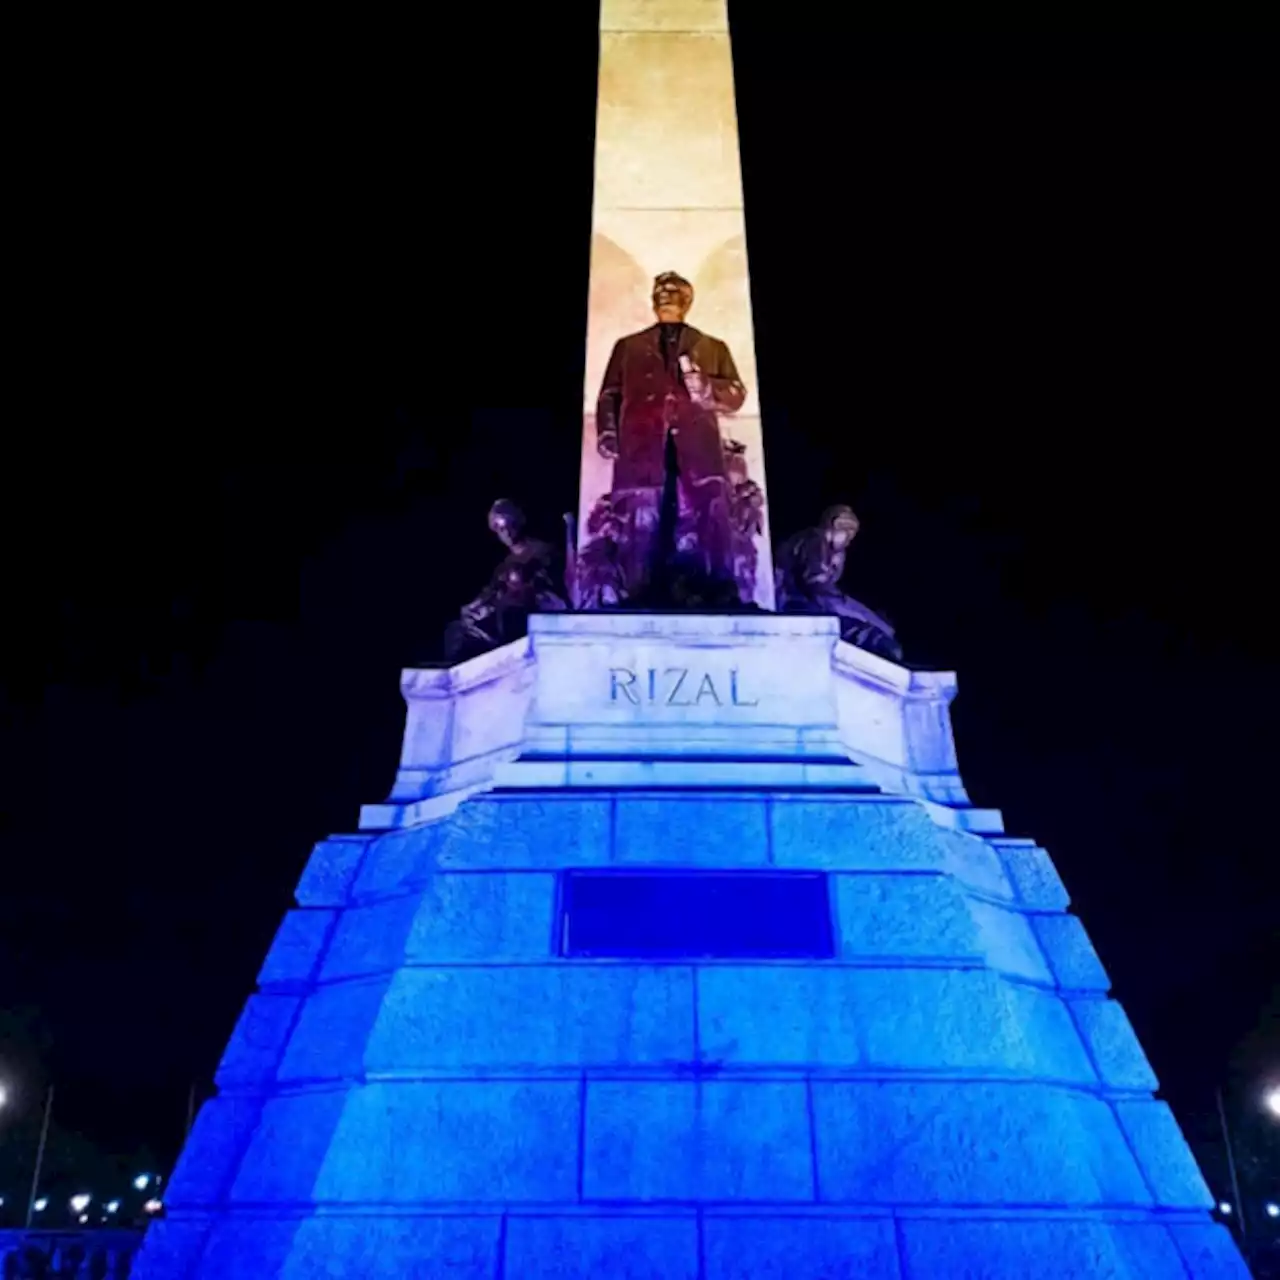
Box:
<box><xmin>135</xmin><ymin>616</ymin><xmax>1248</xmax><ymax>1278</ymax></box>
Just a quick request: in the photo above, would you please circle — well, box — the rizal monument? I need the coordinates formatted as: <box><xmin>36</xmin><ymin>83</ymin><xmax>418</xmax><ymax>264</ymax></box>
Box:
<box><xmin>133</xmin><ymin>3</ymin><xmax>1249</xmax><ymax>1276</ymax></box>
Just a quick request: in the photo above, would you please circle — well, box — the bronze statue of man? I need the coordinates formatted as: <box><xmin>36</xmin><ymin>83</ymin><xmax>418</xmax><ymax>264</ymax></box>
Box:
<box><xmin>775</xmin><ymin>505</ymin><xmax>903</xmax><ymax>662</ymax></box>
<box><xmin>595</xmin><ymin>271</ymin><xmax>747</xmax><ymax>599</ymax></box>
<box><xmin>444</xmin><ymin>500</ymin><xmax>566</xmax><ymax>660</ymax></box>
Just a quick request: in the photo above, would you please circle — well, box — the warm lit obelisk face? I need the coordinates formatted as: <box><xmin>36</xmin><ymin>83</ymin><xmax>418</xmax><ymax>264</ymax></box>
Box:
<box><xmin>578</xmin><ymin>0</ymin><xmax>774</xmax><ymax>609</ymax></box>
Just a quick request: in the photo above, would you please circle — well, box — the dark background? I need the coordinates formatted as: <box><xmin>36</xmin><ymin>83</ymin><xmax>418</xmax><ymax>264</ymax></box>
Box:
<box><xmin>2</xmin><ymin>7</ymin><xmax>1276</xmax><ymax>1234</ymax></box>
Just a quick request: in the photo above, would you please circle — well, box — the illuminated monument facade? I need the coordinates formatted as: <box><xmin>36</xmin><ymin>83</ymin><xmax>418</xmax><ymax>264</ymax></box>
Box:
<box><xmin>135</xmin><ymin>3</ymin><xmax>1248</xmax><ymax>1277</ymax></box>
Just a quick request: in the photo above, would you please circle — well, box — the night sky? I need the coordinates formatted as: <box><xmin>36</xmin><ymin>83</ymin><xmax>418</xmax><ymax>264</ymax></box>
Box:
<box><xmin>2</xmin><ymin>12</ymin><xmax>1276</xmax><ymax>1220</ymax></box>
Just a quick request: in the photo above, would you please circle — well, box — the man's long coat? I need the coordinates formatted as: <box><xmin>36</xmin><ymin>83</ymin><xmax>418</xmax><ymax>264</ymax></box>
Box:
<box><xmin>596</xmin><ymin>323</ymin><xmax>746</xmax><ymax>490</ymax></box>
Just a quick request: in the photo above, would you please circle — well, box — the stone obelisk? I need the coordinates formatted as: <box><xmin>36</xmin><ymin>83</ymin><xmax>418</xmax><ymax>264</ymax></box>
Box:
<box><xmin>578</xmin><ymin>0</ymin><xmax>774</xmax><ymax>608</ymax></box>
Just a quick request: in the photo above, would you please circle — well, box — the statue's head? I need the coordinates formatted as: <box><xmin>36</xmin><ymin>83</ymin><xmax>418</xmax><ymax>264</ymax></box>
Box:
<box><xmin>821</xmin><ymin>504</ymin><xmax>861</xmax><ymax>551</ymax></box>
<box><xmin>488</xmin><ymin>499</ymin><xmax>526</xmax><ymax>548</ymax></box>
<box><xmin>652</xmin><ymin>271</ymin><xmax>694</xmax><ymax>323</ymax></box>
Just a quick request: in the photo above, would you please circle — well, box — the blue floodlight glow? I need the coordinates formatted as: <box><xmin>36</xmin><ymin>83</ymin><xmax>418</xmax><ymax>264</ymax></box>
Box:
<box><xmin>124</xmin><ymin>612</ymin><xmax>1251</xmax><ymax>1276</ymax></box>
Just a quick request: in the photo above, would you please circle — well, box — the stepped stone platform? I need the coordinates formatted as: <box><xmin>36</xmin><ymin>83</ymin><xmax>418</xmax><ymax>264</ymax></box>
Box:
<box><xmin>134</xmin><ymin>614</ymin><xmax>1248</xmax><ymax>1278</ymax></box>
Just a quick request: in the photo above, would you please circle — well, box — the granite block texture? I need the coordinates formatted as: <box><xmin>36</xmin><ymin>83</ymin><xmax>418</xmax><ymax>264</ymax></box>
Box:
<box><xmin>139</xmin><ymin>618</ymin><xmax>1242</xmax><ymax>1278</ymax></box>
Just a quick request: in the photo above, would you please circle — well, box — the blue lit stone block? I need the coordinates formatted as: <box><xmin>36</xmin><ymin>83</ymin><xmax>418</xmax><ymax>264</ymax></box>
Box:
<box><xmin>257</xmin><ymin>909</ymin><xmax>335</xmax><ymax>989</ymax></box>
<box><xmin>697</xmin><ymin>967</ymin><xmax>865</xmax><ymax>1067</ymax></box>
<box><xmin>771</xmin><ymin>798</ymin><xmax>942</xmax><ymax>870</ymax></box>
<box><xmin>702</xmin><ymin>1215</ymin><xmax>900</xmax><ymax>1280</ymax></box>
<box><xmin>997</xmin><ymin>840</ymin><xmax>1071</xmax><ymax>910</ymax></box>
<box><xmin>967</xmin><ymin>898</ymin><xmax>1054</xmax><ymax>983</ymax></box>
<box><xmin>854</xmin><ymin>968</ymin><xmax>1095</xmax><ymax>1082</ymax></box>
<box><xmin>277</xmin><ymin>978</ymin><xmax>391</xmax><ymax>1082</ymax></box>
<box><xmin>614</xmin><ymin>796</ymin><xmax>768</xmax><ymax>865</ymax></box>
<box><xmin>833</xmin><ymin>872</ymin><xmax>981</xmax><ymax>959</ymax></box>
<box><xmin>312</xmin><ymin>1081</ymin><xmax>579</xmax><ymax>1202</ymax></box>
<box><xmin>503</xmin><ymin>1215</ymin><xmax>699</xmax><ymax>1280</ymax></box>
<box><xmin>435</xmin><ymin>795</ymin><xmax>612</xmax><ymax>868</ymax></box>
<box><xmin>812</xmin><ymin>1082</ymin><xmax>1149</xmax><ymax>1206</ymax></box>
<box><xmin>404</xmin><ymin>871</ymin><xmax>556</xmax><ymax>960</ymax></box>
<box><xmin>898</xmin><ymin>1218</ymin><xmax>1186</xmax><ymax>1279</ymax></box>
<box><xmin>353</xmin><ymin>824</ymin><xmax>439</xmax><ymax>898</ymax></box>
<box><xmin>196</xmin><ymin>1217</ymin><xmax>300</xmax><ymax>1278</ymax></box>
<box><xmin>1113</xmin><ymin>1098</ymin><xmax>1214</xmax><ymax>1208</ymax></box>
<box><xmin>583</xmin><ymin>1081</ymin><xmax>813</xmax><ymax>1201</ymax></box>
<box><xmin>364</xmin><ymin>965</ymin><xmax>695</xmax><ymax>1070</ymax></box>
<box><xmin>281</xmin><ymin>1215</ymin><xmax>501</xmax><ymax>1280</ymax></box>
<box><xmin>1069</xmin><ymin>996</ymin><xmax>1159</xmax><ymax>1090</ymax></box>
<box><xmin>1167</xmin><ymin>1223</ymin><xmax>1255</xmax><ymax>1278</ymax></box>
<box><xmin>933</xmin><ymin>827</ymin><xmax>1014</xmax><ymax>900</ymax></box>
<box><xmin>231</xmin><ymin>1089</ymin><xmax>350</xmax><ymax>1203</ymax></box>
<box><xmin>130</xmin><ymin>1218</ymin><xmax>213</xmax><ymax>1280</ymax></box>
<box><xmin>1034</xmin><ymin>913</ymin><xmax>1112</xmax><ymax>991</ymax></box>
<box><xmin>317</xmin><ymin>896</ymin><xmax>418</xmax><ymax>980</ymax></box>
<box><xmin>164</xmin><ymin>1095</ymin><xmax>266</xmax><ymax>1205</ymax></box>
<box><xmin>294</xmin><ymin>836</ymin><xmax>370</xmax><ymax>906</ymax></box>
<box><xmin>215</xmin><ymin>994</ymin><xmax>302</xmax><ymax>1089</ymax></box>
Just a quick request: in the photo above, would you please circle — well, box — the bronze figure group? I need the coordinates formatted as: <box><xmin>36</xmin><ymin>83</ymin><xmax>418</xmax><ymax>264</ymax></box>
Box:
<box><xmin>444</xmin><ymin>271</ymin><xmax>901</xmax><ymax>664</ymax></box>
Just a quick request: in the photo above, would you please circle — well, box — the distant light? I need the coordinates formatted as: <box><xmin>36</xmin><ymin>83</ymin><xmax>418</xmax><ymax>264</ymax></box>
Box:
<box><xmin>1219</xmin><ymin>1201</ymin><xmax>1233</xmax><ymax>1215</ymax></box>
<box><xmin>143</xmin><ymin>1199</ymin><xmax>163</xmax><ymax>1214</ymax></box>
<box><xmin>132</xmin><ymin>1174</ymin><xmax>151</xmax><ymax>1191</ymax></box>
<box><xmin>0</xmin><ymin>1196</ymin><xmax>5</xmax><ymax>1207</ymax></box>
<box><xmin>78</xmin><ymin>1214</ymin><xmax>89</xmax><ymax>1224</ymax></box>
<box><xmin>33</xmin><ymin>1198</ymin><xmax>48</xmax><ymax>1212</ymax></box>
<box><xmin>105</xmin><ymin>1200</ymin><xmax>121</xmax><ymax>1214</ymax></box>
<box><xmin>0</xmin><ymin>1084</ymin><xmax>8</xmax><ymax>1109</ymax></box>
<box><xmin>1264</xmin><ymin>1202</ymin><xmax>1280</xmax><ymax>1219</ymax></box>
<box><xmin>69</xmin><ymin>1194</ymin><xmax>91</xmax><ymax>1214</ymax></box>
<box><xmin>1266</xmin><ymin>1087</ymin><xmax>1280</xmax><ymax>1119</ymax></box>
